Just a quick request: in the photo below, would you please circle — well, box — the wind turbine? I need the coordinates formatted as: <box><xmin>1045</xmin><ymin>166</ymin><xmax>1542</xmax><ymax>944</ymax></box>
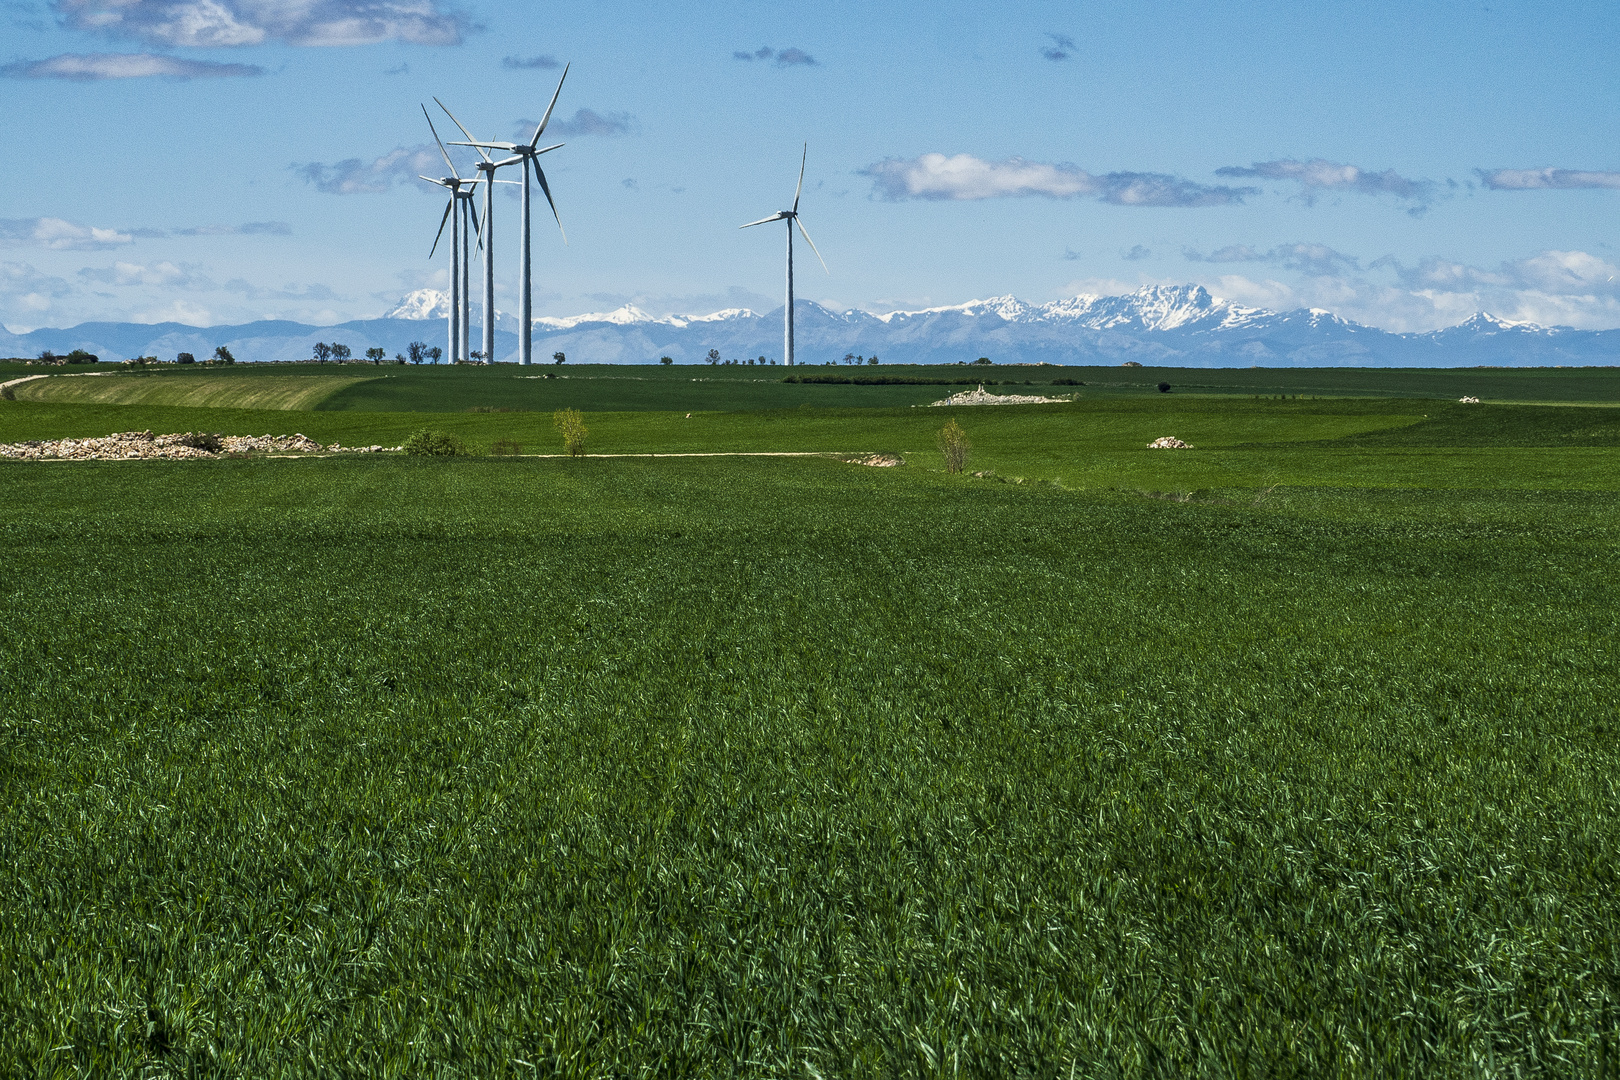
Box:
<box><xmin>419</xmin><ymin>105</ymin><xmax>482</xmax><ymax>362</ymax></box>
<box><xmin>741</xmin><ymin>144</ymin><xmax>828</xmax><ymax>366</ymax></box>
<box><xmin>447</xmin><ymin>65</ymin><xmax>569</xmax><ymax>367</ymax></box>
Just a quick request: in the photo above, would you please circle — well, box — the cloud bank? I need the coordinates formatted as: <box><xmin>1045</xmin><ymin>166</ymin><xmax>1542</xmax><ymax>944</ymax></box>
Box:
<box><xmin>862</xmin><ymin>153</ymin><xmax>1256</xmax><ymax>207</ymax></box>
<box><xmin>733</xmin><ymin>45</ymin><xmax>816</xmax><ymax>67</ymax></box>
<box><xmin>54</xmin><ymin>0</ymin><xmax>467</xmax><ymax>47</ymax></box>
<box><xmin>2</xmin><ymin>52</ymin><xmax>262</xmax><ymax>78</ymax></box>
<box><xmin>1216</xmin><ymin>158</ymin><xmax>1434</xmax><ymax>208</ymax></box>
<box><xmin>1</xmin><ymin>217</ymin><xmax>135</xmax><ymax>250</ymax></box>
<box><xmin>295</xmin><ymin>145</ymin><xmax>442</xmax><ymax>194</ymax></box>
<box><xmin>1042</xmin><ymin>33</ymin><xmax>1074</xmax><ymax>61</ymax></box>
<box><xmin>502</xmin><ymin>54</ymin><xmax>559</xmax><ymax>70</ymax></box>
<box><xmin>514</xmin><ymin>109</ymin><xmax>633</xmax><ymax>139</ymax></box>
<box><xmin>1477</xmin><ymin>167</ymin><xmax>1620</xmax><ymax>190</ymax></box>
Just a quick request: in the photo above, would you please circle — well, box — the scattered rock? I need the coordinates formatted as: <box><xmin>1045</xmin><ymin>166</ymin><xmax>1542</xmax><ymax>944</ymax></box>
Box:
<box><xmin>0</xmin><ymin>430</ymin><xmax>401</xmax><ymax>461</ymax></box>
<box><xmin>1147</xmin><ymin>436</ymin><xmax>1194</xmax><ymax>449</ymax></box>
<box><xmin>1459</xmin><ymin>396</ymin><xmax>1480</xmax><ymax>403</ymax></box>
<box><xmin>844</xmin><ymin>453</ymin><xmax>905</xmax><ymax>467</ymax></box>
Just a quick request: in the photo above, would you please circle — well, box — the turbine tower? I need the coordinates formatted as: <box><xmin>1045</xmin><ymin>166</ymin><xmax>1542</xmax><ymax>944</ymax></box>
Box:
<box><xmin>741</xmin><ymin>144</ymin><xmax>827</xmax><ymax>366</ymax></box>
<box><xmin>449</xmin><ymin>65</ymin><xmax>569</xmax><ymax>367</ymax></box>
<box><xmin>435</xmin><ymin>98</ymin><xmax>521</xmax><ymax>363</ymax></box>
<box><xmin>419</xmin><ymin>106</ymin><xmax>482</xmax><ymax>362</ymax></box>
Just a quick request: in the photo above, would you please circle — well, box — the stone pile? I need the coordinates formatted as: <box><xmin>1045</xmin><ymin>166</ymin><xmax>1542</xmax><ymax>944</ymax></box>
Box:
<box><xmin>930</xmin><ymin>384</ymin><xmax>1069</xmax><ymax>407</ymax></box>
<box><xmin>0</xmin><ymin>430</ymin><xmax>399</xmax><ymax>461</ymax></box>
<box><xmin>1147</xmin><ymin>436</ymin><xmax>1194</xmax><ymax>449</ymax></box>
<box><xmin>844</xmin><ymin>453</ymin><xmax>905</xmax><ymax>467</ymax></box>
<box><xmin>1459</xmin><ymin>396</ymin><xmax>1480</xmax><ymax>403</ymax></box>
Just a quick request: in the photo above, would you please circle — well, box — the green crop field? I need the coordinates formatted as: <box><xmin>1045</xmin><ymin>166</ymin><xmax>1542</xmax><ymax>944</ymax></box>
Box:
<box><xmin>10</xmin><ymin>371</ymin><xmax>382</xmax><ymax>411</ymax></box>
<box><xmin>1</xmin><ymin>369</ymin><xmax>1617</xmax><ymax>1076</ymax></box>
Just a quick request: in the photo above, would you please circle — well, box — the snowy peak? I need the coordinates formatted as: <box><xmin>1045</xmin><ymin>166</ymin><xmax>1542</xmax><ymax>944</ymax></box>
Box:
<box><xmin>384</xmin><ymin>289</ymin><xmax>450</xmax><ymax>320</ymax></box>
<box><xmin>1447</xmin><ymin>312</ymin><xmax>1549</xmax><ymax>334</ymax></box>
<box><xmin>535</xmin><ymin>304</ymin><xmax>660</xmax><ymax>330</ymax></box>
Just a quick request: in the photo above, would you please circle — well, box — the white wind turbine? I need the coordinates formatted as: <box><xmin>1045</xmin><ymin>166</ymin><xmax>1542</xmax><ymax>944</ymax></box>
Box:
<box><xmin>419</xmin><ymin>106</ymin><xmax>483</xmax><ymax>363</ymax></box>
<box><xmin>741</xmin><ymin>144</ymin><xmax>827</xmax><ymax>366</ymax></box>
<box><xmin>446</xmin><ymin>65</ymin><xmax>569</xmax><ymax>368</ymax></box>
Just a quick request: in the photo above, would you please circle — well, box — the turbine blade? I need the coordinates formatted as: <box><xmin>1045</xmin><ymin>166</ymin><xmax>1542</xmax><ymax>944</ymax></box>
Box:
<box><xmin>534</xmin><ymin>160</ymin><xmax>567</xmax><ymax>244</ymax></box>
<box><xmin>419</xmin><ymin>175</ymin><xmax>452</xmax><ymax>187</ymax></box>
<box><xmin>796</xmin><ymin>216</ymin><xmax>829</xmax><ymax>274</ymax></box>
<box><xmin>740</xmin><ymin>212</ymin><xmax>786</xmax><ymax>229</ymax></box>
<box><xmin>793</xmin><ymin>142</ymin><xmax>807</xmax><ymax>213</ymax></box>
<box><xmin>430</xmin><ymin>199</ymin><xmax>452</xmax><ymax>258</ymax></box>
<box><xmin>493</xmin><ymin>154</ymin><xmax>525</xmax><ymax>168</ymax></box>
<box><xmin>531</xmin><ymin>62</ymin><xmax>570</xmax><ymax>147</ymax></box>
<box><xmin>422</xmin><ymin>105</ymin><xmax>461</xmax><ymax>178</ymax></box>
<box><xmin>451</xmin><ymin>141</ymin><xmax>521</xmax><ymax>151</ymax></box>
<box><xmin>435</xmin><ymin>97</ymin><xmax>491</xmax><ymax>162</ymax></box>
<box><xmin>534</xmin><ymin>142</ymin><xmax>564</xmax><ymax>156</ymax></box>
<box><xmin>468</xmin><ymin>200</ymin><xmax>481</xmax><ymax>247</ymax></box>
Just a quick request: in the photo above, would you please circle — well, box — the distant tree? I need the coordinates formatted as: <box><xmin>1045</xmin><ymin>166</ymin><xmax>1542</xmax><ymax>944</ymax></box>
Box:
<box><xmin>469</xmin><ymin>350</ymin><xmax>484</xmax><ymax>362</ymax></box>
<box><xmin>842</xmin><ymin>352</ymin><xmax>855</xmax><ymax>364</ymax></box>
<box><xmin>365</xmin><ymin>347</ymin><xmax>386</xmax><ymax>364</ymax></box>
<box><xmin>176</xmin><ymin>352</ymin><xmax>196</xmax><ymax>365</ymax></box>
<box><xmin>937</xmin><ymin>418</ymin><xmax>970</xmax><ymax>474</ymax></box>
<box><xmin>973</xmin><ymin>356</ymin><xmax>992</xmax><ymax>366</ymax></box>
<box><xmin>867</xmin><ymin>355</ymin><xmax>879</xmax><ymax>365</ymax></box>
<box><xmin>212</xmin><ymin>346</ymin><xmax>236</xmax><ymax>365</ymax></box>
<box><xmin>553</xmin><ymin>351</ymin><xmax>566</xmax><ymax>365</ymax></box>
<box><xmin>427</xmin><ymin>346</ymin><xmax>443</xmax><ymax>364</ymax></box>
<box><xmin>311</xmin><ymin>342</ymin><xmax>333</xmax><ymax>364</ymax></box>
<box><xmin>64</xmin><ymin>349</ymin><xmax>98</xmax><ymax>364</ymax></box>
<box><xmin>553</xmin><ymin>407</ymin><xmax>587</xmax><ymax>456</ymax></box>
<box><xmin>37</xmin><ymin>349</ymin><xmax>58</xmax><ymax>363</ymax></box>
<box><xmin>395</xmin><ymin>353</ymin><xmax>407</xmax><ymax>364</ymax></box>
<box><xmin>407</xmin><ymin>341</ymin><xmax>428</xmax><ymax>365</ymax></box>
<box><xmin>330</xmin><ymin>343</ymin><xmax>351</xmax><ymax>363</ymax></box>
<box><xmin>660</xmin><ymin>355</ymin><xmax>673</xmax><ymax>365</ymax></box>
<box><xmin>1157</xmin><ymin>382</ymin><xmax>1172</xmax><ymax>393</ymax></box>
<box><xmin>757</xmin><ymin>356</ymin><xmax>766</xmax><ymax>365</ymax></box>
<box><xmin>706</xmin><ymin>349</ymin><xmax>721</xmax><ymax>365</ymax></box>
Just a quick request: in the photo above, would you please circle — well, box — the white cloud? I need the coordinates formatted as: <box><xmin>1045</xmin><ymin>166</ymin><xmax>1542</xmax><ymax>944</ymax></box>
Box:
<box><xmin>0</xmin><ymin>217</ymin><xmax>135</xmax><ymax>250</ymax></box>
<box><xmin>862</xmin><ymin>153</ymin><xmax>1256</xmax><ymax>206</ymax></box>
<box><xmin>294</xmin><ymin>144</ymin><xmax>442</xmax><ymax>194</ymax></box>
<box><xmin>78</xmin><ymin>260</ymin><xmax>203</xmax><ymax>287</ymax></box>
<box><xmin>2</xmin><ymin>51</ymin><xmax>263</xmax><ymax>78</ymax></box>
<box><xmin>54</xmin><ymin>0</ymin><xmax>466</xmax><ymax>47</ymax></box>
<box><xmin>1477</xmin><ymin>168</ymin><xmax>1620</xmax><ymax>190</ymax></box>
<box><xmin>1215</xmin><ymin>158</ymin><xmax>1435</xmax><ymax>210</ymax></box>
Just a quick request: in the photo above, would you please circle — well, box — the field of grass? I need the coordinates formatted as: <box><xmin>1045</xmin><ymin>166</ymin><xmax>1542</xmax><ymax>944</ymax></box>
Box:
<box><xmin>10</xmin><ymin>371</ymin><xmax>381</xmax><ymax>411</ymax></box>
<box><xmin>2</xmin><ymin>370</ymin><xmax>1617</xmax><ymax>1075</ymax></box>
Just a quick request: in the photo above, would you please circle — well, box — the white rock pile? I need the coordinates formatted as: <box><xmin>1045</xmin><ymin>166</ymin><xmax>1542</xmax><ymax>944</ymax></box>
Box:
<box><xmin>1459</xmin><ymin>396</ymin><xmax>1480</xmax><ymax>403</ymax></box>
<box><xmin>1147</xmin><ymin>436</ymin><xmax>1194</xmax><ymax>449</ymax></box>
<box><xmin>0</xmin><ymin>430</ymin><xmax>398</xmax><ymax>461</ymax></box>
<box><xmin>844</xmin><ymin>453</ymin><xmax>905</xmax><ymax>467</ymax></box>
<box><xmin>930</xmin><ymin>384</ymin><xmax>1069</xmax><ymax>407</ymax></box>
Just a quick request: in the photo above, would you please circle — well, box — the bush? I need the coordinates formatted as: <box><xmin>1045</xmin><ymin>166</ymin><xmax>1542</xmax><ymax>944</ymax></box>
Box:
<box><xmin>402</xmin><ymin>429</ymin><xmax>471</xmax><ymax>457</ymax></box>
<box><xmin>65</xmin><ymin>349</ymin><xmax>98</xmax><ymax>364</ymax></box>
<box><xmin>212</xmin><ymin>346</ymin><xmax>236</xmax><ymax>365</ymax></box>
<box><xmin>553</xmin><ymin>408</ymin><xmax>587</xmax><ymax>457</ymax></box>
<box><xmin>1158</xmin><ymin>382</ymin><xmax>1172</xmax><ymax>393</ymax></box>
<box><xmin>937</xmin><ymin>418</ymin><xmax>970</xmax><ymax>474</ymax></box>
<box><xmin>177</xmin><ymin>352</ymin><xmax>196</xmax><ymax>365</ymax></box>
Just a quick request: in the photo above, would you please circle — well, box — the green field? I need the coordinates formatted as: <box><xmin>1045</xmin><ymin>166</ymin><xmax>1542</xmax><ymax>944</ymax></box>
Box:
<box><xmin>1</xmin><ymin>366</ymin><xmax>1617</xmax><ymax>1075</ymax></box>
<box><xmin>9</xmin><ymin>371</ymin><xmax>382</xmax><ymax>410</ymax></box>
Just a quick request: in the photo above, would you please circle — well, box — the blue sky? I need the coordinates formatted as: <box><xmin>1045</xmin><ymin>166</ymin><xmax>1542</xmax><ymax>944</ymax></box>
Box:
<box><xmin>2</xmin><ymin>0</ymin><xmax>1617</xmax><ymax>333</ymax></box>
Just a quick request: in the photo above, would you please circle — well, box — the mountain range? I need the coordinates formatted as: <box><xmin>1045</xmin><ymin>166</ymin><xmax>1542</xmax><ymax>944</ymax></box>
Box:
<box><xmin>4</xmin><ymin>285</ymin><xmax>1616</xmax><ymax>367</ymax></box>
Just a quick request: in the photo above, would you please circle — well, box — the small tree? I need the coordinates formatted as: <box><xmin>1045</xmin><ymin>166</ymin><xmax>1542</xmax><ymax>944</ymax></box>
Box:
<box><xmin>469</xmin><ymin>350</ymin><xmax>484</xmax><ymax>362</ymax></box>
<box><xmin>311</xmin><ymin>342</ymin><xmax>332</xmax><ymax>364</ymax></box>
<box><xmin>331</xmin><ymin>343</ymin><xmax>351</xmax><ymax>363</ymax></box>
<box><xmin>554</xmin><ymin>407</ymin><xmax>587</xmax><ymax>456</ymax></box>
<box><xmin>407</xmin><ymin>341</ymin><xmax>428</xmax><ymax>365</ymax></box>
<box><xmin>176</xmin><ymin>352</ymin><xmax>196</xmax><ymax>365</ymax></box>
<box><xmin>395</xmin><ymin>353</ymin><xmax>407</xmax><ymax>364</ymax></box>
<box><xmin>660</xmin><ymin>355</ymin><xmax>673</xmax><ymax>365</ymax></box>
<box><xmin>65</xmin><ymin>349</ymin><xmax>98</xmax><ymax>364</ymax></box>
<box><xmin>366</xmin><ymin>347</ymin><xmax>386</xmax><ymax>364</ymax></box>
<box><xmin>973</xmin><ymin>356</ymin><xmax>992</xmax><ymax>366</ymax></box>
<box><xmin>213</xmin><ymin>345</ymin><xmax>235</xmax><ymax>365</ymax></box>
<box><xmin>428</xmin><ymin>346</ymin><xmax>443</xmax><ymax>364</ymax></box>
<box><xmin>553</xmin><ymin>351</ymin><xmax>566</xmax><ymax>365</ymax></box>
<box><xmin>937</xmin><ymin>418</ymin><xmax>970</xmax><ymax>474</ymax></box>
<box><xmin>867</xmin><ymin>354</ymin><xmax>879</xmax><ymax>365</ymax></box>
<box><xmin>706</xmin><ymin>349</ymin><xmax>721</xmax><ymax>365</ymax></box>
<box><xmin>1157</xmin><ymin>381</ymin><xmax>1171</xmax><ymax>393</ymax></box>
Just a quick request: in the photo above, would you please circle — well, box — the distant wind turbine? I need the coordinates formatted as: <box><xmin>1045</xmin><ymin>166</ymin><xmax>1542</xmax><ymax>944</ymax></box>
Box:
<box><xmin>419</xmin><ymin>105</ymin><xmax>483</xmax><ymax>363</ymax></box>
<box><xmin>741</xmin><ymin>143</ymin><xmax>828</xmax><ymax>366</ymax></box>
<box><xmin>448</xmin><ymin>65</ymin><xmax>569</xmax><ymax>368</ymax></box>
<box><xmin>435</xmin><ymin>98</ymin><xmax>519</xmax><ymax>363</ymax></box>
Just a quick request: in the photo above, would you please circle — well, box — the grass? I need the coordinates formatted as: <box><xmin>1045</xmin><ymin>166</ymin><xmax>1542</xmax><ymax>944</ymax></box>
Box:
<box><xmin>11</xmin><ymin>371</ymin><xmax>381</xmax><ymax>410</ymax></box>
<box><xmin>2</xmin><ymin>373</ymin><xmax>1617</xmax><ymax>1074</ymax></box>
<box><xmin>0</xmin><ymin>454</ymin><xmax>1616</xmax><ymax>1075</ymax></box>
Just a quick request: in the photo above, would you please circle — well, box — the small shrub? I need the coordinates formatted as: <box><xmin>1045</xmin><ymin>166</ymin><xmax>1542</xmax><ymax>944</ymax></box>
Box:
<box><xmin>176</xmin><ymin>352</ymin><xmax>196</xmax><ymax>365</ymax></box>
<box><xmin>403</xmin><ymin>429</ymin><xmax>470</xmax><ymax>457</ymax></box>
<box><xmin>554</xmin><ymin>408</ymin><xmax>587</xmax><ymax>456</ymax></box>
<box><xmin>937</xmin><ymin>418</ymin><xmax>970</xmax><ymax>474</ymax></box>
<box><xmin>660</xmin><ymin>356</ymin><xmax>673</xmax><ymax>365</ymax></box>
<box><xmin>1158</xmin><ymin>382</ymin><xmax>1172</xmax><ymax>393</ymax></box>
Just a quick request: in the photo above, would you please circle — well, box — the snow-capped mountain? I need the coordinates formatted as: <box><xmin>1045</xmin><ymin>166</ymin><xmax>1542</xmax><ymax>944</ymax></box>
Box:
<box><xmin>4</xmin><ymin>284</ymin><xmax>1615</xmax><ymax>366</ymax></box>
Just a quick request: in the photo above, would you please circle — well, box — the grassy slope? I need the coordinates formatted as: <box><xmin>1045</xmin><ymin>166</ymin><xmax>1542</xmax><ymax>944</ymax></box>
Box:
<box><xmin>0</xmin><ymin>455</ymin><xmax>1615</xmax><ymax>1074</ymax></box>
<box><xmin>12</xmin><ymin>371</ymin><xmax>380</xmax><ymax>410</ymax></box>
